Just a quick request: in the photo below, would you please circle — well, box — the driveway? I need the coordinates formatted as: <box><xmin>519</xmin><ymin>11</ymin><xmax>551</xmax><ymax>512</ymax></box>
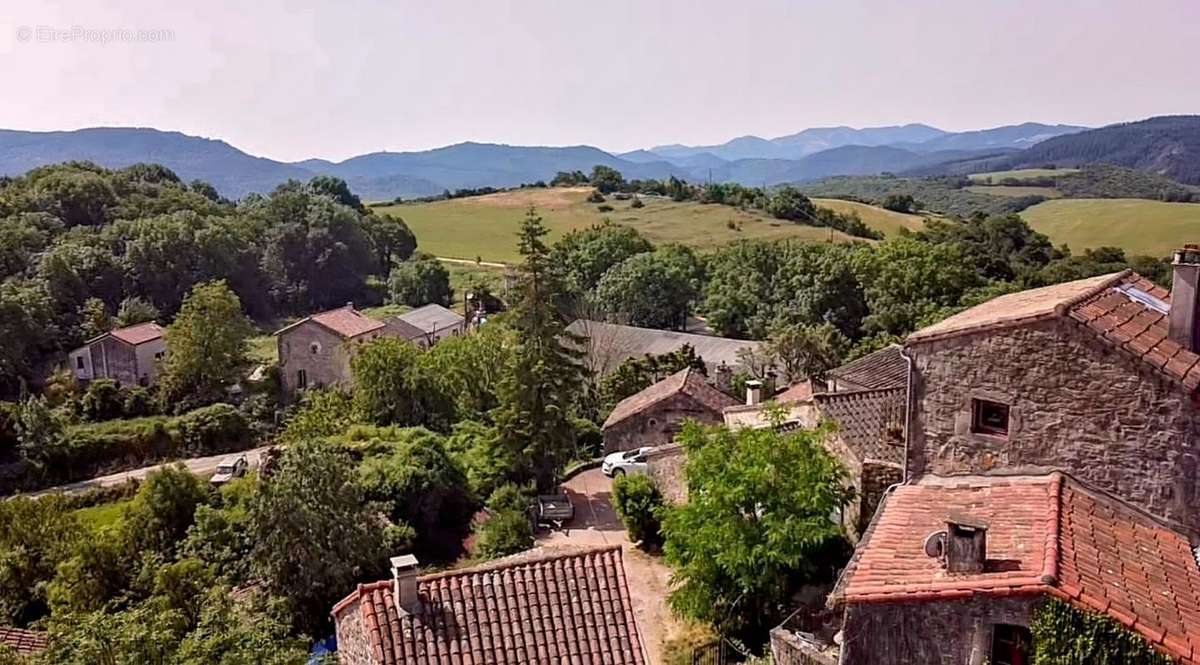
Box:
<box><xmin>26</xmin><ymin>445</ymin><xmax>273</xmax><ymax>498</ymax></box>
<box><xmin>537</xmin><ymin>468</ymin><xmax>678</xmax><ymax>664</ymax></box>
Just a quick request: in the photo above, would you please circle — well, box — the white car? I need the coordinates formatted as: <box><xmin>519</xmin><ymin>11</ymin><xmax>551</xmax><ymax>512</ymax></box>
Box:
<box><xmin>602</xmin><ymin>447</ymin><xmax>654</xmax><ymax>477</ymax></box>
<box><xmin>210</xmin><ymin>454</ymin><xmax>248</xmax><ymax>486</ymax></box>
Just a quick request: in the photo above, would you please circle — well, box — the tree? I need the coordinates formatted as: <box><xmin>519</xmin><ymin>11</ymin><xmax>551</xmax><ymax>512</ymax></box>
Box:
<box><xmin>855</xmin><ymin>236</ymin><xmax>981</xmax><ymax>337</ymax></box>
<box><xmin>307</xmin><ymin>175</ymin><xmax>364</xmax><ymax>212</ymax></box>
<box><xmin>492</xmin><ymin>207</ymin><xmax>587</xmax><ymax>491</ymax></box>
<box><xmin>364</xmin><ymin>213</ymin><xmax>417</xmax><ymax>278</ymax></box>
<box><xmin>123</xmin><ymin>465</ymin><xmax>209</xmax><ymax>558</ymax></box>
<box><xmin>249</xmin><ymin>440</ymin><xmax>384</xmax><ymax>634</ymax></box>
<box><xmin>880</xmin><ymin>193</ymin><xmax>916</xmax><ymax>213</ymax></box>
<box><xmin>593</xmin><ymin>248</ymin><xmax>700</xmax><ymax>330</ymax></box>
<box><xmin>549</xmin><ymin>221</ymin><xmax>653</xmax><ymax>294</ymax></box>
<box><xmin>388</xmin><ymin>254</ymin><xmax>452</xmax><ymax>306</ymax></box>
<box><xmin>611</xmin><ymin>474</ymin><xmax>664</xmax><ymax>550</ymax></box>
<box><xmin>81</xmin><ymin>379</ymin><xmax>124</xmax><ymax>421</ymax></box>
<box><xmin>768</xmin><ymin>323</ymin><xmax>848</xmax><ymax>384</ymax></box>
<box><xmin>351</xmin><ymin>337</ymin><xmax>451</xmax><ymax>429</ymax></box>
<box><xmin>114</xmin><ymin>296</ymin><xmax>160</xmax><ymax>328</ymax></box>
<box><xmin>13</xmin><ymin>395</ymin><xmax>65</xmax><ymax>467</ymax></box>
<box><xmin>159</xmin><ymin>281</ymin><xmax>252</xmax><ymax>406</ymax></box>
<box><xmin>766</xmin><ymin>186</ymin><xmax>817</xmax><ymax>222</ymax></box>
<box><xmin>0</xmin><ymin>496</ymin><xmax>83</xmax><ymax>625</ymax></box>
<box><xmin>599</xmin><ymin>345</ymin><xmax>707</xmax><ymax>411</ymax></box>
<box><xmin>662</xmin><ymin>421</ymin><xmax>854</xmax><ymax>642</ymax></box>
<box><xmin>76</xmin><ymin>297</ymin><xmax>112</xmax><ymax>340</ymax></box>
<box><xmin>355</xmin><ymin>428</ymin><xmax>476</xmax><ymax>560</ymax></box>
<box><xmin>589</xmin><ymin>165</ymin><xmax>626</xmax><ymax>194</ymax></box>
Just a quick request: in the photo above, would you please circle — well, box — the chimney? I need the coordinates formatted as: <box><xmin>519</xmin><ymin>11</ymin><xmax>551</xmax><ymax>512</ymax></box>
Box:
<box><xmin>763</xmin><ymin>371</ymin><xmax>777</xmax><ymax>398</ymax></box>
<box><xmin>345</xmin><ymin>301</ymin><xmax>355</xmax><ymax>310</ymax></box>
<box><xmin>1169</xmin><ymin>245</ymin><xmax>1200</xmax><ymax>351</ymax></box>
<box><xmin>745</xmin><ymin>379</ymin><xmax>763</xmax><ymax>406</ymax></box>
<box><xmin>391</xmin><ymin>554</ymin><xmax>420</xmax><ymax>614</ymax></box>
<box><xmin>943</xmin><ymin>514</ymin><xmax>987</xmax><ymax>574</ymax></box>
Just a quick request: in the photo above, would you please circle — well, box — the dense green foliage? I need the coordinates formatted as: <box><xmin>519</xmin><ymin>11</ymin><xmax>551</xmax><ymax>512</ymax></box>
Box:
<box><xmin>1031</xmin><ymin>598</ymin><xmax>1174</xmax><ymax>664</ymax></box>
<box><xmin>388</xmin><ymin>253</ymin><xmax>452</xmax><ymax>306</ymax></box>
<box><xmin>611</xmin><ymin>473</ymin><xmax>664</xmax><ymax>550</ymax></box>
<box><xmin>598</xmin><ymin>344</ymin><xmax>707</xmax><ymax>412</ymax></box>
<box><xmin>662</xmin><ymin>421</ymin><xmax>853</xmax><ymax>643</ymax></box>
<box><xmin>800</xmin><ymin>174</ymin><xmax>1044</xmax><ymax>218</ymax></box>
<box><xmin>159</xmin><ymin>281</ymin><xmax>253</xmax><ymax>407</ymax></box>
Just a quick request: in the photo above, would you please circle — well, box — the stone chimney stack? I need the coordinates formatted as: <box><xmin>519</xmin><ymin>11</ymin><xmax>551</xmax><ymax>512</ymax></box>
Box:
<box><xmin>391</xmin><ymin>554</ymin><xmax>420</xmax><ymax>615</ymax></box>
<box><xmin>1169</xmin><ymin>245</ymin><xmax>1200</xmax><ymax>351</ymax></box>
<box><xmin>745</xmin><ymin>379</ymin><xmax>763</xmax><ymax>406</ymax></box>
<box><xmin>714</xmin><ymin>362</ymin><xmax>732</xmax><ymax>395</ymax></box>
<box><xmin>943</xmin><ymin>514</ymin><xmax>987</xmax><ymax>574</ymax></box>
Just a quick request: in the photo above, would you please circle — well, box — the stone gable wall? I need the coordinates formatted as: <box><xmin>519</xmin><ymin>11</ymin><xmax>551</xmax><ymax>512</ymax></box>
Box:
<box><xmin>333</xmin><ymin>601</ymin><xmax>376</xmax><ymax>665</ymax></box>
<box><xmin>93</xmin><ymin>337</ymin><xmax>139</xmax><ymax>386</ymax></box>
<box><xmin>277</xmin><ymin>322</ymin><xmax>352</xmax><ymax>397</ymax></box>
<box><xmin>908</xmin><ymin>318</ymin><xmax>1200</xmax><ymax>533</ymax></box>
<box><xmin>840</xmin><ymin>596</ymin><xmax>1035</xmax><ymax>665</ymax></box>
<box><xmin>602</xmin><ymin>393</ymin><xmax>724</xmax><ymax>453</ymax></box>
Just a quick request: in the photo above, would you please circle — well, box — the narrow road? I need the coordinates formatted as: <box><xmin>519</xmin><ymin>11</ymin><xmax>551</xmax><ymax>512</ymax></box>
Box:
<box><xmin>26</xmin><ymin>445</ymin><xmax>273</xmax><ymax>498</ymax></box>
<box><xmin>435</xmin><ymin>256</ymin><xmax>509</xmax><ymax>269</ymax></box>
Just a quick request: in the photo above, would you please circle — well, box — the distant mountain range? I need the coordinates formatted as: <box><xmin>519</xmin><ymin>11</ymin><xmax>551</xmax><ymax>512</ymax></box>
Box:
<box><xmin>1</xmin><ymin>118</ymin><xmax>1194</xmax><ymax>199</ymax></box>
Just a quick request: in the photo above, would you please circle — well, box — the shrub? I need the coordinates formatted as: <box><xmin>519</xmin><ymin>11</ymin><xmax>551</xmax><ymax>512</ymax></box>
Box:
<box><xmin>121</xmin><ymin>387</ymin><xmax>155</xmax><ymax>418</ymax></box>
<box><xmin>175</xmin><ymin>403</ymin><xmax>251</xmax><ymax>455</ymax></box>
<box><xmin>81</xmin><ymin>380</ymin><xmax>124</xmax><ymax>422</ymax></box>
<box><xmin>611</xmin><ymin>474</ymin><xmax>664</xmax><ymax>550</ymax></box>
<box><xmin>630</xmin><ymin>197</ymin><xmax>644</xmax><ymax>209</ymax></box>
<box><xmin>473</xmin><ymin>509</ymin><xmax>533</xmax><ymax>560</ymax></box>
<box><xmin>486</xmin><ymin>483</ymin><xmax>531</xmax><ymax>514</ymax></box>
<box><xmin>596</xmin><ymin>204</ymin><xmax>614</xmax><ymax>212</ymax></box>
<box><xmin>586</xmin><ymin>189</ymin><xmax>606</xmax><ymax>203</ymax></box>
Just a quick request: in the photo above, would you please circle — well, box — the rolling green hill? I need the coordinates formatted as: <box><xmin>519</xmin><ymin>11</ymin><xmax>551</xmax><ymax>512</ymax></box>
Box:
<box><xmin>1022</xmin><ymin>198</ymin><xmax>1200</xmax><ymax>257</ymax></box>
<box><xmin>373</xmin><ymin>188</ymin><xmax>903</xmax><ymax>263</ymax></box>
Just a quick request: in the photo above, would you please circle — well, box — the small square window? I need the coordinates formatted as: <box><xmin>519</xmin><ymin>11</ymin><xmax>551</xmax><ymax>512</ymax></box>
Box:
<box><xmin>991</xmin><ymin>624</ymin><xmax>1032</xmax><ymax>665</ymax></box>
<box><xmin>972</xmin><ymin>399</ymin><xmax>1010</xmax><ymax>437</ymax></box>
<box><xmin>76</xmin><ymin>356</ymin><xmax>85</xmax><ymax>369</ymax></box>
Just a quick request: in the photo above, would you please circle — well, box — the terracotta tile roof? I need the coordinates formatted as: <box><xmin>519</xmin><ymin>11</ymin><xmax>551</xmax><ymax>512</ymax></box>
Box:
<box><xmin>331</xmin><ymin>545</ymin><xmax>647</xmax><ymax>665</ymax></box>
<box><xmin>0</xmin><ymin>626</ymin><xmax>47</xmax><ymax>655</ymax></box>
<box><xmin>274</xmin><ymin>304</ymin><xmax>385</xmax><ymax>339</ymax></box>
<box><xmin>833</xmin><ymin>473</ymin><xmax>1200</xmax><ymax>664</ymax></box>
<box><xmin>603</xmin><ymin>367</ymin><xmax>738</xmax><ymax>430</ymax></box>
<box><xmin>102</xmin><ymin>322</ymin><xmax>165</xmax><ymax>346</ymax></box>
<box><xmin>907</xmin><ymin>271</ymin><xmax>1125</xmax><ymax>344</ymax></box>
<box><xmin>827</xmin><ymin>345</ymin><xmax>908</xmax><ymax>391</ymax></box>
<box><xmin>775</xmin><ymin>380</ymin><xmax>815</xmax><ymax>404</ymax></box>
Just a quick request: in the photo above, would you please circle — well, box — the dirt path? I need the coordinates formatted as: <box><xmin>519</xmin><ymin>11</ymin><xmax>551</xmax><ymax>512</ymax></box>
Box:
<box><xmin>536</xmin><ymin>468</ymin><xmax>679</xmax><ymax>664</ymax></box>
<box><xmin>25</xmin><ymin>446</ymin><xmax>273</xmax><ymax>498</ymax></box>
<box><xmin>435</xmin><ymin>256</ymin><xmax>509</xmax><ymax>269</ymax></box>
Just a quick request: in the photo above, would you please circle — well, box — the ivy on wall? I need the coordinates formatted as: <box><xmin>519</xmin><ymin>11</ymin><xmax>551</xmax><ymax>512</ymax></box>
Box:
<box><xmin>1031</xmin><ymin>598</ymin><xmax>1174</xmax><ymax>664</ymax></box>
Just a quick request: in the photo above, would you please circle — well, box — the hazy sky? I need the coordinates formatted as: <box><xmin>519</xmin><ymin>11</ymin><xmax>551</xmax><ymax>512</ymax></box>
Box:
<box><xmin>2</xmin><ymin>0</ymin><xmax>1198</xmax><ymax>162</ymax></box>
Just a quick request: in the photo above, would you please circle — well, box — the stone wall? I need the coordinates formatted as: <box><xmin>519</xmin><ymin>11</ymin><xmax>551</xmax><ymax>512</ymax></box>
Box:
<box><xmin>840</xmin><ymin>595</ymin><xmax>1035</xmax><ymax>665</ymax></box>
<box><xmin>646</xmin><ymin>444</ymin><xmax>687</xmax><ymax>504</ymax></box>
<box><xmin>908</xmin><ymin>318</ymin><xmax>1200</xmax><ymax>534</ymax></box>
<box><xmin>602</xmin><ymin>393</ymin><xmax>724</xmax><ymax>453</ymax></box>
<box><xmin>277</xmin><ymin>323</ymin><xmax>352</xmax><ymax>397</ymax></box>
<box><xmin>333</xmin><ymin>599</ymin><xmax>375</xmax><ymax>665</ymax></box>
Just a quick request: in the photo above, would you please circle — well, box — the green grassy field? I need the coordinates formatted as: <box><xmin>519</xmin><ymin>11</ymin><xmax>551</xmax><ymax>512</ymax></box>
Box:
<box><xmin>810</xmin><ymin>198</ymin><xmax>926</xmax><ymax>235</ymax></box>
<box><xmin>374</xmin><ymin>188</ymin><xmax>886</xmax><ymax>263</ymax></box>
<box><xmin>965</xmin><ymin>185</ymin><xmax>1063</xmax><ymax>198</ymax></box>
<box><xmin>1022</xmin><ymin>198</ymin><xmax>1200</xmax><ymax>257</ymax></box>
<box><xmin>75</xmin><ymin>499</ymin><xmax>130</xmax><ymax>532</ymax></box>
<box><xmin>969</xmin><ymin>168</ymin><xmax>1079</xmax><ymax>183</ymax></box>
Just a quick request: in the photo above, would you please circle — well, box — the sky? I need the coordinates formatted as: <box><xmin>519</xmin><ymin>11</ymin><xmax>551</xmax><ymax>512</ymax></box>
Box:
<box><xmin>1</xmin><ymin>0</ymin><xmax>1198</xmax><ymax>163</ymax></box>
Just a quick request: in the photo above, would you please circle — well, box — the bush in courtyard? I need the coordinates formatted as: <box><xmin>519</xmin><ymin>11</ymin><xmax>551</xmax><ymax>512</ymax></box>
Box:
<box><xmin>473</xmin><ymin>509</ymin><xmax>533</xmax><ymax>560</ymax></box>
<box><xmin>611</xmin><ymin>473</ymin><xmax>664</xmax><ymax>550</ymax></box>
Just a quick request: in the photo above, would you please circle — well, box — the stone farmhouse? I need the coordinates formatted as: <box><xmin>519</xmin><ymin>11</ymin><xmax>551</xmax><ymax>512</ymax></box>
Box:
<box><xmin>332</xmin><ymin>546</ymin><xmax>647</xmax><ymax>665</ymax></box>
<box><xmin>601</xmin><ymin>367</ymin><xmax>736</xmax><ymax>454</ymax></box>
<box><xmin>68</xmin><ymin>322</ymin><xmax>166</xmax><ymax>387</ymax></box>
<box><xmin>772</xmin><ymin>248</ymin><xmax>1200</xmax><ymax>664</ymax></box>
<box><xmin>274</xmin><ymin>304</ymin><xmax>422</xmax><ymax>397</ymax></box>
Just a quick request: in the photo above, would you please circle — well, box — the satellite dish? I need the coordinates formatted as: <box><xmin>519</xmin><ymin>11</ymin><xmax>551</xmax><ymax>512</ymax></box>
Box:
<box><xmin>924</xmin><ymin>531</ymin><xmax>947</xmax><ymax>558</ymax></box>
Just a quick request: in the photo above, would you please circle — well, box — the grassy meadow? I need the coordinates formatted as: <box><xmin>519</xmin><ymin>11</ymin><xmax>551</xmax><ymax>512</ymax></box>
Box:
<box><xmin>810</xmin><ymin>198</ymin><xmax>926</xmax><ymax>235</ymax></box>
<box><xmin>1022</xmin><ymin>198</ymin><xmax>1200</xmax><ymax>257</ymax></box>
<box><xmin>969</xmin><ymin>168</ymin><xmax>1079</xmax><ymax>183</ymax></box>
<box><xmin>373</xmin><ymin>187</ymin><xmax>899</xmax><ymax>263</ymax></box>
<box><xmin>964</xmin><ymin>185</ymin><xmax>1063</xmax><ymax>198</ymax></box>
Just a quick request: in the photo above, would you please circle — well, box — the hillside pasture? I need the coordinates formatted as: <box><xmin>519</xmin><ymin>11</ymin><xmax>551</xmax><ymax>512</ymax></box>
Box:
<box><xmin>1022</xmin><ymin>198</ymin><xmax>1200</xmax><ymax>257</ymax></box>
<box><xmin>969</xmin><ymin>168</ymin><xmax>1079</xmax><ymax>183</ymax></box>
<box><xmin>375</xmin><ymin>188</ymin><xmax>893</xmax><ymax>263</ymax></box>
<box><xmin>810</xmin><ymin>198</ymin><xmax>926</xmax><ymax>235</ymax></box>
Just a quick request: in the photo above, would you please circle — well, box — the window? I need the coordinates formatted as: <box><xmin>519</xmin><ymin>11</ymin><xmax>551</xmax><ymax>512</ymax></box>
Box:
<box><xmin>991</xmin><ymin>624</ymin><xmax>1032</xmax><ymax>665</ymax></box>
<box><xmin>310</xmin><ymin>342</ymin><xmax>321</xmax><ymax>355</ymax></box>
<box><xmin>972</xmin><ymin>399</ymin><xmax>1010</xmax><ymax>437</ymax></box>
<box><xmin>76</xmin><ymin>356</ymin><xmax>85</xmax><ymax>369</ymax></box>
<box><xmin>297</xmin><ymin>369</ymin><xmax>307</xmax><ymax>389</ymax></box>
<box><xmin>154</xmin><ymin>352</ymin><xmax>163</xmax><ymax>361</ymax></box>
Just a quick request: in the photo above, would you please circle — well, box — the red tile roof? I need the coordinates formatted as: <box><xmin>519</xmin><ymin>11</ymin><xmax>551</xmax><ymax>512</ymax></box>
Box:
<box><xmin>0</xmin><ymin>626</ymin><xmax>47</xmax><ymax>655</ymax></box>
<box><xmin>832</xmin><ymin>473</ymin><xmax>1200</xmax><ymax>664</ymax></box>
<box><xmin>603</xmin><ymin>367</ymin><xmax>738</xmax><ymax>430</ymax></box>
<box><xmin>907</xmin><ymin>270</ymin><xmax>1200</xmax><ymax>392</ymax></box>
<box><xmin>275</xmin><ymin>304</ymin><xmax>385</xmax><ymax>339</ymax></box>
<box><xmin>106</xmin><ymin>322</ymin><xmax>164</xmax><ymax>346</ymax></box>
<box><xmin>332</xmin><ymin>545</ymin><xmax>647</xmax><ymax>665</ymax></box>
<box><xmin>775</xmin><ymin>380</ymin><xmax>815</xmax><ymax>404</ymax></box>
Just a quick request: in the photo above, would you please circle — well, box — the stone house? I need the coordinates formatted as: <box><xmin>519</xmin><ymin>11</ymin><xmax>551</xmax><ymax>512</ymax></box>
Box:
<box><xmin>816</xmin><ymin>472</ymin><xmax>1200</xmax><ymax>665</ymax></box>
<box><xmin>331</xmin><ymin>546</ymin><xmax>647</xmax><ymax>664</ymax></box>
<box><xmin>275</xmin><ymin>304</ymin><xmax>420</xmax><ymax>397</ymax></box>
<box><xmin>394</xmin><ymin>303</ymin><xmax>465</xmax><ymax>347</ymax></box>
<box><xmin>68</xmin><ymin>322</ymin><xmax>166</xmax><ymax>387</ymax></box>
<box><xmin>602</xmin><ymin>367</ymin><xmax>737</xmax><ymax>454</ymax></box>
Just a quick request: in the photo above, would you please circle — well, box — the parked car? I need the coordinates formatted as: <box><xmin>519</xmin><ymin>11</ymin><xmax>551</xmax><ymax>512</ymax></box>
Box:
<box><xmin>602</xmin><ymin>447</ymin><xmax>654</xmax><ymax>477</ymax></box>
<box><xmin>210</xmin><ymin>454</ymin><xmax>248</xmax><ymax>486</ymax></box>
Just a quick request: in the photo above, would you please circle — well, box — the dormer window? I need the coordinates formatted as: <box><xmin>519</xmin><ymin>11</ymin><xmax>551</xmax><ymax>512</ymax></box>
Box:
<box><xmin>972</xmin><ymin>399</ymin><xmax>1010</xmax><ymax>437</ymax></box>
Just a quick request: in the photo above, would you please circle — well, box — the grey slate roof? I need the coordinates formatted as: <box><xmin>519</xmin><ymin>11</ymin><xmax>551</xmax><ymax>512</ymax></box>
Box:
<box><xmin>397</xmin><ymin>304</ymin><xmax>465</xmax><ymax>334</ymax></box>
<box><xmin>827</xmin><ymin>345</ymin><xmax>908</xmax><ymax>391</ymax></box>
<box><xmin>568</xmin><ymin>320</ymin><xmax>763</xmax><ymax>376</ymax></box>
